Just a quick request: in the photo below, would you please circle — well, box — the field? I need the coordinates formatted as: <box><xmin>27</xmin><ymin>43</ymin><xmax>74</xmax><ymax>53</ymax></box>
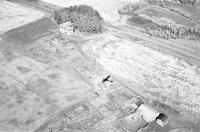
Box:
<box><xmin>127</xmin><ymin>15</ymin><xmax>158</xmax><ymax>31</ymax></box>
<box><xmin>1</xmin><ymin>17</ymin><xmax>57</xmax><ymax>46</ymax></box>
<box><xmin>82</xmin><ymin>34</ymin><xmax>200</xmax><ymax>121</ymax></box>
<box><xmin>1</xmin><ymin>31</ymin><xmax>199</xmax><ymax>132</ymax></box>
<box><xmin>0</xmin><ymin>33</ymin><xmax>110</xmax><ymax>132</ymax></box>
<box><xmin>164</xmin><ymin>2</ymin><xmax>200</xmax><ymax>24</ymax></box>
<box><xmin>136</xmin><ymin>5</ymin><xmax>196</xmax><ymax>27</ymax></box>
<box><xmin>1</xmin><ymin>0</ymin><xmax>200</xmax><ymax>131</ymax></box>
<box><xmin>122</xmin><ymin>2</ymin><xmax>200</xmax><ymax>52</ymax></box>
<box><xmin>0</xmin><ymin>0</ymin><xmax>44</xmax><ymax>34</ymax></box>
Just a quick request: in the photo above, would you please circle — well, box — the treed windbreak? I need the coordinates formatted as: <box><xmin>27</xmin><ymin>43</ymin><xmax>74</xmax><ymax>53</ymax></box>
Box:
<box><xmin>54</xmin><ymin>5</ymin><xmax>103</xmax><ymax>33</ymax></box>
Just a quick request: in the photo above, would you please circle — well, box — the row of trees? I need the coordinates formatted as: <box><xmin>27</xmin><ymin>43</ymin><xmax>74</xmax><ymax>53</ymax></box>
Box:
<box><xmin>7</xmin><ymin>0</ymin><xmax>40</xmax><ymax>3</ymax></box>
<box><xmin>147</xmin><ymin>0</ymin><xmax>196</xmax><ymax>5</ymax></box>
<box><xmin>54</xmin><ymin>5</ymin><xmax>103</xmax><ymax>33</ymax></box>
<box><xmin>178</xmin><ymin>0</ymin><xmax>196</xmax><ymax>5</ymax></box>
<box><xmin>146</xmin><ymin>26</ymin><xmax>180</xmax><ymax>39</ymax></box>
<box><xmin>146</xmin><ymin>25</ymin><xmax>200</xmax><ymax>39</ymax></box>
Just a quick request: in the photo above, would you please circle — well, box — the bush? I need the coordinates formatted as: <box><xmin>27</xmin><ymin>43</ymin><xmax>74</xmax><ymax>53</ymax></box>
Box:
<box><xmin>54</xmin><ymin>5</ymin><xmax>103</xmax><ymax>33</ymax></box>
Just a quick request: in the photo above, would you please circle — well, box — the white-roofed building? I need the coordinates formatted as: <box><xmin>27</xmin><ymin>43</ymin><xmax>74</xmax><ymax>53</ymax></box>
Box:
<box><xmin>137</xmin><ymin>104</ymin><xmax>159</xmax><ymax>122</ymax></box>
<box><xmin>59</xmin><ymin>21</ymin><xmax>75</xmax><ymax>35</ymax></box>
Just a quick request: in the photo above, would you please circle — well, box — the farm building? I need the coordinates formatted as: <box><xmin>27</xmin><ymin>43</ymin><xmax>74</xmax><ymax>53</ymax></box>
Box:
<box><xmin>137</xmin><ymin>104</ymin><xmax>159</xmax><ymax>122</ymax></box>
<box><xmin>156</xmin><ymin>113</ymin><xmax>169</xmax><ymax>127</ymax></box>
<box><xmin>59</xmin><ymin>21</ymin><xmax>75</xmax><ymax>35</ymax></box>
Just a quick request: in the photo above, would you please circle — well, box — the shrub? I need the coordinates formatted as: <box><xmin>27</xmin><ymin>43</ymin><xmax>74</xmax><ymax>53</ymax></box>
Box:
<box><xmin>54</xmin><ymin>5</ymin><xmax>103</xmax><ymax>33</ymax></box>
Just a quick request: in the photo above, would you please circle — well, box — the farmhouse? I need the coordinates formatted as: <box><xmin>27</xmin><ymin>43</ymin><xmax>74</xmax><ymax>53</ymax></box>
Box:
<box><xmin>59</xmin><ymin>21</ymin><xmax>75</xmax><ymax>35</ymax></box>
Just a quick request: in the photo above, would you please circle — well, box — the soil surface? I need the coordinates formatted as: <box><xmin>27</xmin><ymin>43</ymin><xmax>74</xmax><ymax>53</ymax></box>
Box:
<box><xmin>1</xmin><ymin>0</ymin><xmax>200</xmax><ymax>132</ymax></box>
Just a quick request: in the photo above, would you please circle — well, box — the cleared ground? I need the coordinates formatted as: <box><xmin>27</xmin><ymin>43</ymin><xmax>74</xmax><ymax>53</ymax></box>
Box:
<box><xmin>0</xmin><ymin>0</ymin><xmax>44</xmax><ymax>34</ymax></box>
<box><xmin>0</xmin><ymin>33</ymin><xmax>107</xmax><ymax>132</ymax></box>
<box><xmin>1</xmin><ymin>0</ymin><xmax>200</xmax><ymax>132</ymax></box>
<box><xmin>82</xmin><ymin>34</ymin><xmax>200</xmax><ymax>123</ymax></box>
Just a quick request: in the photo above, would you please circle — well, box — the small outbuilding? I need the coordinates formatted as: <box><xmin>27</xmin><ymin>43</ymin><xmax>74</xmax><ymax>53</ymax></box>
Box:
<box><xmin>137</xmin><ymin>104</ymin><xmax>159</xmax><ymax>122</ymax></box>
<box><xmin>156</xmin><ymin>113</ymin><xmax>169</xmax><ymax>127</ymax></box>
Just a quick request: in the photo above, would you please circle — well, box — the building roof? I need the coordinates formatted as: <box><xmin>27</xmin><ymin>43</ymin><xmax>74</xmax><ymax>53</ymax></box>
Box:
<box><xmin>59</xmin><ymin>21</ymin><xmax>75</xmax><ymax>29</ymax></box>
<box><xmin>137</xmin><ymin>104</ymin><xmax>159</xmax><ymax>122</ymax></box>
<box><xmin>156</xmin><ymin>113</ymin><xmax>168</xmax><ymax>122</ymax></box>
<box><xmin>156</xmin><ymin>113</ymin><xmax>169</xmax><ymax>127</ymax></box>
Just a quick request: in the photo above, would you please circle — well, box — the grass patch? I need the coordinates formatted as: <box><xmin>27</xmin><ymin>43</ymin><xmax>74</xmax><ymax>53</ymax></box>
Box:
<box><xmin>127</xmin><ymin>15</ymin><xmax>158</xmax><ymax>30</ymax></box>
<box><xmin>1</xmin><ymin>17</ymin><xmax>57</xmax><ymax>46</ymax></box>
